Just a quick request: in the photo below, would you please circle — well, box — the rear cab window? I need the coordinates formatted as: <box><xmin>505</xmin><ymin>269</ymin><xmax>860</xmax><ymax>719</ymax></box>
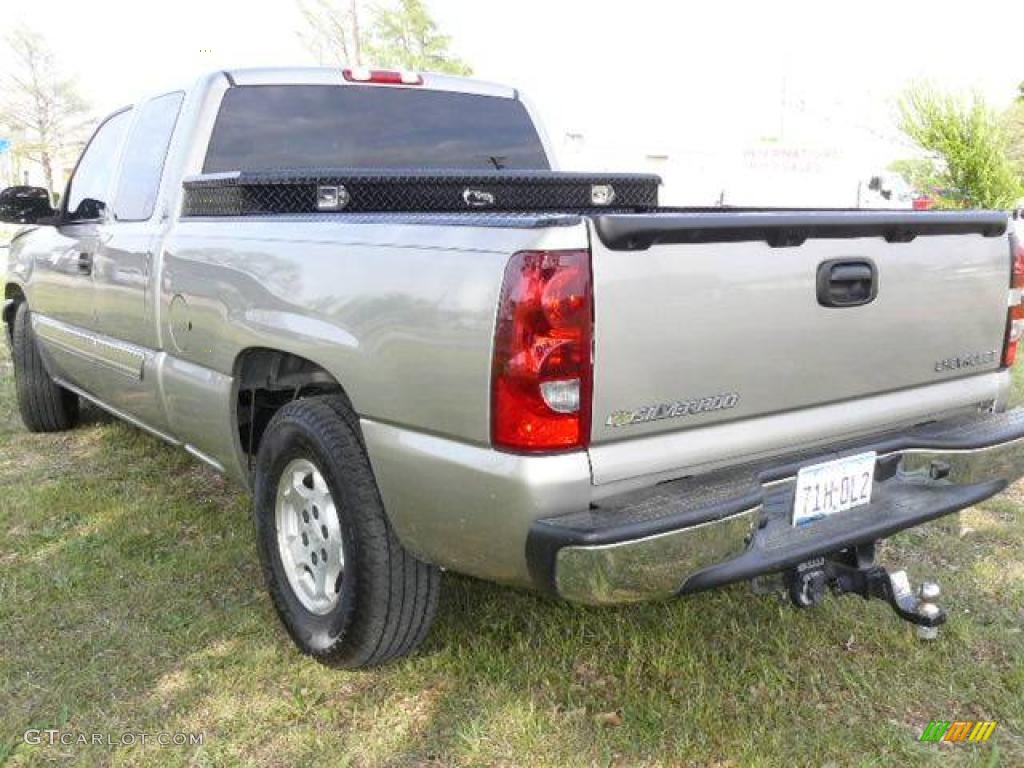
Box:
<box><xmin>203</xmin><ymin>85</ymin><xmax>550</xmax><ymax>172</ymax></box>
<box><xmin>114</xmin><ymin>91</ymin><xmax>185</xmax><ymax>221</ymax></box>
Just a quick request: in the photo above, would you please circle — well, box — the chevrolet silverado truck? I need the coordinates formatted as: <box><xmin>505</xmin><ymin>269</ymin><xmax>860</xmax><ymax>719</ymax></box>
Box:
<box><xmin>4</xmin><ymin>67</ymin><xmax>1024</xmax><ymax>668</ymax></box>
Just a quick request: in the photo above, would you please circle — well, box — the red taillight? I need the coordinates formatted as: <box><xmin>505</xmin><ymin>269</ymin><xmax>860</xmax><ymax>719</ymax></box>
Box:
<box><xmin>1003</xmin><ymin>233</ymin><xmax>1024</xmax><ymax>367</ymax></box>
<box><xmin>492</xmin><ymin>250</ymin><xmax>593</xmax><ymax>452</ymax></box>
<box><xmin>342</xmin><ymin>67</ymin><xmax>423</xmax><ymax>85</ymax></box>
<box><xmin>912</xmin><ymin>196</ymin><xmax>934</xmax><ymax>210</ymax></box>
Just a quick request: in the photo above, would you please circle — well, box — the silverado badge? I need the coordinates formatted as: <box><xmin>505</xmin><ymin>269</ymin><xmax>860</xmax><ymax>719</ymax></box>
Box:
<box><xmin>606</xmin><ymin>392</ymin><xmax>740</xmax><ymax>427</ymax></box>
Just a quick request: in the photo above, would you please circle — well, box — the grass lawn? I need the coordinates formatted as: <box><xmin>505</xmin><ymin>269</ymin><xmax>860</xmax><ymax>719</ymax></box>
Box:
<box><xmin>0</xmin><ymin>338</ymin><xmax>1022</xmax><ymax>766</ymax></box>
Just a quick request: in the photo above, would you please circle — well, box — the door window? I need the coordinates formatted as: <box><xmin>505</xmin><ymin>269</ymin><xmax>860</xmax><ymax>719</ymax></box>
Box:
<box><xmin>114</xmin><ymin>92</ymin><xmax>185</xmax><ymax>221</ymax></box>
<box><xmin>65</xmin><ymin>109</ymin><xmax>132</xmax><ymax>221</ymax></box>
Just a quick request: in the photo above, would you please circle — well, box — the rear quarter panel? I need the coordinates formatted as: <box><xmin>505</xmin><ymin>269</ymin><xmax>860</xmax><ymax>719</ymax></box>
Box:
<box><xmin>160</xmin><ymin>218</ymin><xmax>589</xmax><ymax>447</ymax></box>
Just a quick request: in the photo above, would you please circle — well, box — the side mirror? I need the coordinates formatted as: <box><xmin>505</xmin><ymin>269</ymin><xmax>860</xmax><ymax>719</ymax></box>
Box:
<box><xmin>0</xmin><ymin>186</ymin><xmax>57</xmax><ymax>225</ymax></box>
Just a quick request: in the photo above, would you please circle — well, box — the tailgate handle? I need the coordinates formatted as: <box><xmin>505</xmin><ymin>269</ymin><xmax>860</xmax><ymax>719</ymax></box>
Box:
<box><xmin>817</xmin><ymin>259</ymin><xmax>877</xmax><ymax>307</ymax></box>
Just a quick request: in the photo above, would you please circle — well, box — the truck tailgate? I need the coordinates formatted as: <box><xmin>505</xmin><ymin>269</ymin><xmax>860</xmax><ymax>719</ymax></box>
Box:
<box><xmin>587</xmin><ymin>211</ymin><xmax>1011</xmax><ymax>480</ymax></box>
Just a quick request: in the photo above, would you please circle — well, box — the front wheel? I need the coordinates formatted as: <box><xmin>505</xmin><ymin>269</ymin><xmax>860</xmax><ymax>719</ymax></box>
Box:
<box><xmin>11</xmin><ymin>303</ymin><xmax>80</xmax><ymax>433</ymax></box>
<box><xmin>253</xmin><ymin>395</ymin><xmax>440</xmax><ymax>668</ymax></box>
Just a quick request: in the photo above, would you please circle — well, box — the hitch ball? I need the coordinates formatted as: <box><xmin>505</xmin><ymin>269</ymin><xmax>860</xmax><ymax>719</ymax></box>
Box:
<box><xmin>916</xmin><ymin>582</ymin><xmax>942</xmax><ymax>640</ymax></box>
<box><xmin>919</xmin><ymin>582</ymin><xmax>941</xmax><ymax>602</ymax></box>
<box><xmin>789</xmin><ymin>568</ymin><xmax>828</xmax><ymax>608</ymax></box>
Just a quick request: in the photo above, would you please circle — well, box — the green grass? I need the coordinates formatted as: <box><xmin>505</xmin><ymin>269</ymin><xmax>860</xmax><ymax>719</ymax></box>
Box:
<box><xmin>0</xmin><ymin>344</ymin><xmax>1022</xmax><ymax>767</ymax></box>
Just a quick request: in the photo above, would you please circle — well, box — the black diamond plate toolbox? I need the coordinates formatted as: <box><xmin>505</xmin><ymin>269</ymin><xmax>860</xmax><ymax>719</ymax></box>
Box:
<box><xmin>182</xmin><ymin>169</ymin><xmax>660</xmax><ymax>216</ymax></box>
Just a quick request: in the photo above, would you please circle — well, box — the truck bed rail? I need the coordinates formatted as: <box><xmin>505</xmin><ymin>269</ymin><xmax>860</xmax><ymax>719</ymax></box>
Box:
<box><xmin>594</xmin><ymin>209</ymin><xmax>1009</xmax><ymax>250</ymax></box>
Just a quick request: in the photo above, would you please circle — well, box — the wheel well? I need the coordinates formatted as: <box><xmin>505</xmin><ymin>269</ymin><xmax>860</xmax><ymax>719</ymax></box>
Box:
<box><xmin>3</xmin><ymin>285</ymin><xmax>25</xmax><ymax>345</ymax></box>
<box><xmin>235</xmin><ymin>348</ymin><xmax>351</xmax><ymax>469</ymax></box>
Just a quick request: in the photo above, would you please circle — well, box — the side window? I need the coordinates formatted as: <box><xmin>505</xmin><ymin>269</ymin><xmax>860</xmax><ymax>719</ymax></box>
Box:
<box><xmin>114</xmin><ymin>92</ymin><xmax>184</xmax><ymax>221</ymax></box>
<box><xmin>65</xmin><ymin>110</ymin><xmax>132</xmax><ymax>221</ymax></box>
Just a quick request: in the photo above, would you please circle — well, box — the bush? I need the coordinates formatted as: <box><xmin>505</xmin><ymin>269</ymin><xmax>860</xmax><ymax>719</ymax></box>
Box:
<box><xmin>896</xmin><ymin>84</ymin><xmax>1023</xmax><ymax>209</ymax></box>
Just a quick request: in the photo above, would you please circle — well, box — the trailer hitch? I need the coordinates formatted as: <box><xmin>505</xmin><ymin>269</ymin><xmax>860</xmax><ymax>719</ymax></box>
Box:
<box><xmin>783</xmin><ymin>546</ymin><xmax>947</xmax><ymax>639</ymax></box>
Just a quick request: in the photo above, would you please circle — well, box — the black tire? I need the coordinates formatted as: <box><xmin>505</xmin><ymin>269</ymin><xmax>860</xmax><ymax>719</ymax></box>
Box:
<box><xmin>11</xmin><ymin>303</ymin><xmax>80</xmax><ymax>433</ymax></box>
<box><xmin>253</xmin><ymin>394</ymin><xmax>440</xmax><ymax>668</ymax></box>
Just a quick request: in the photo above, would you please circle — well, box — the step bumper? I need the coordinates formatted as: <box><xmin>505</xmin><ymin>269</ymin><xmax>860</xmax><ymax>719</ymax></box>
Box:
<box><xmin>527</xmin><ymin>408</ymin><xmax>1024</xmax><ymax>605</ymax></box>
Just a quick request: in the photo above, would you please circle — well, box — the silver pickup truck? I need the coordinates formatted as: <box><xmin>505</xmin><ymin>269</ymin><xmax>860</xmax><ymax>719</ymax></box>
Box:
<box><xmin>4</xmin><ymin>67</ymin><xmax>1024</xmax><ymax>667</ymax></box>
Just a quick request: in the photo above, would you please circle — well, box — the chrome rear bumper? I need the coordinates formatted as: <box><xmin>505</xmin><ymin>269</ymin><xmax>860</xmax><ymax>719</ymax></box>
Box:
<box><xmin>528</xmin><ymin>409</ymin><xmax>1024</xmax><ymax>605</ymax></box>
<box><xmin>554</xmin><ymin>507</ymin><xmax>760</xmax><ymax>605</ymax></box>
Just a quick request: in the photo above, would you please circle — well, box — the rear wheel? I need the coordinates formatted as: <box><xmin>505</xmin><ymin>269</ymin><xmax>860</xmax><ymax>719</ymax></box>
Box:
<box><xmin>253</xmin><ymin>395</ymin><xmax>440</xmax><ymax>668</ymax></box>
<box><xmin>11</xmin><ymin>303</ymin><xmax>80</xmax><ymax>432</ymax></box>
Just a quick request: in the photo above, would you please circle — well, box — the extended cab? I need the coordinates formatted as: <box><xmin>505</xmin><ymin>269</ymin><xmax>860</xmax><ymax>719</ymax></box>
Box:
<box><xmin>4</xmin><ymin>67</ymin><xmax>1024</xmax><ymax>667</ymax></box>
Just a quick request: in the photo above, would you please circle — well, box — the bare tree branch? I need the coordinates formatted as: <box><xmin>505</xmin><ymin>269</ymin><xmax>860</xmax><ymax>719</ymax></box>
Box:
<box><xmin>296</xmin><ymin>0</ymin><xmax>365</xmax><ymax>66</ymax></box>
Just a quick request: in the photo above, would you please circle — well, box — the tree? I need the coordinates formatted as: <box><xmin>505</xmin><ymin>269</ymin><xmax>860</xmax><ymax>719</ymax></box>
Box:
<box><xmin>0</xmin><ymin>25</ymin><xmax>90</xmax><ymax>195</ymax></box>
<box><xmin>298</xmin><ymin>0</ymin><xmax>367</xmax><ymax>66</ymax></box>
<box><xmin>1006</xmin><ymin>100</ymin><xmax>1024</xmax><ymax>181</ymax></box>
<box><xmin>895</xmin><ymin>84</ymin><xmax>1022</xmax><ymax>209</ymax></box>
<box><xmin>297</xmin><ymin>0</ymin><xmax>471</xmax><ymax>75</ymax></box>
<box><xmin>367</xmin><ymin>0</ymin><xmax>471</xmax><ymax>75</ymax></box>
<box><xmin>1007</xmin><ymin>82</ymin><xmax>1024</xmax><ymax>182</ymax></box>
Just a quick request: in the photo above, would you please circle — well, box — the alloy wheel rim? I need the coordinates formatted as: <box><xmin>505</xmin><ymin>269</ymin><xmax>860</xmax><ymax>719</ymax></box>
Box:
<box><xmin>275</xmin><ymin>458</ymin><xmax>346</xmax><ymax>614</ymax></box>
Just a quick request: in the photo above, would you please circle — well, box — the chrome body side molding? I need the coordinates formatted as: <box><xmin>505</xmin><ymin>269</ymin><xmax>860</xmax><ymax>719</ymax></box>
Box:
<box><xmin>34</xmin><ymin>314</ymin><xmax>147</xmax><ymax>381</ymax></box>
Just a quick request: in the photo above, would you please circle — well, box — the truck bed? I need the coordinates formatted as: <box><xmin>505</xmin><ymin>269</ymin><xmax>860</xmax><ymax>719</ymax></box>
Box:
<box><xmin>178</xmin><ymin>165</ymin><xmax>1012</xmax><ymax>491</ymax></box>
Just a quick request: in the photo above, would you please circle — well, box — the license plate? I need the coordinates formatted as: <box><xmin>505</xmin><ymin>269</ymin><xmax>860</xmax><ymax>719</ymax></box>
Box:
<box><xmin>792</xmin><ymin>451</ymin><xmax>876</xmax><ymax>526</ymax></box>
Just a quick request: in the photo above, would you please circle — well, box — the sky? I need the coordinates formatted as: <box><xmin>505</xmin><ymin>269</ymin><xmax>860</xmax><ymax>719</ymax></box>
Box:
<box><xmin>2</xmin><ymin>0</ymin><xmax>1021</xmax><ymax>204</ymax></box>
